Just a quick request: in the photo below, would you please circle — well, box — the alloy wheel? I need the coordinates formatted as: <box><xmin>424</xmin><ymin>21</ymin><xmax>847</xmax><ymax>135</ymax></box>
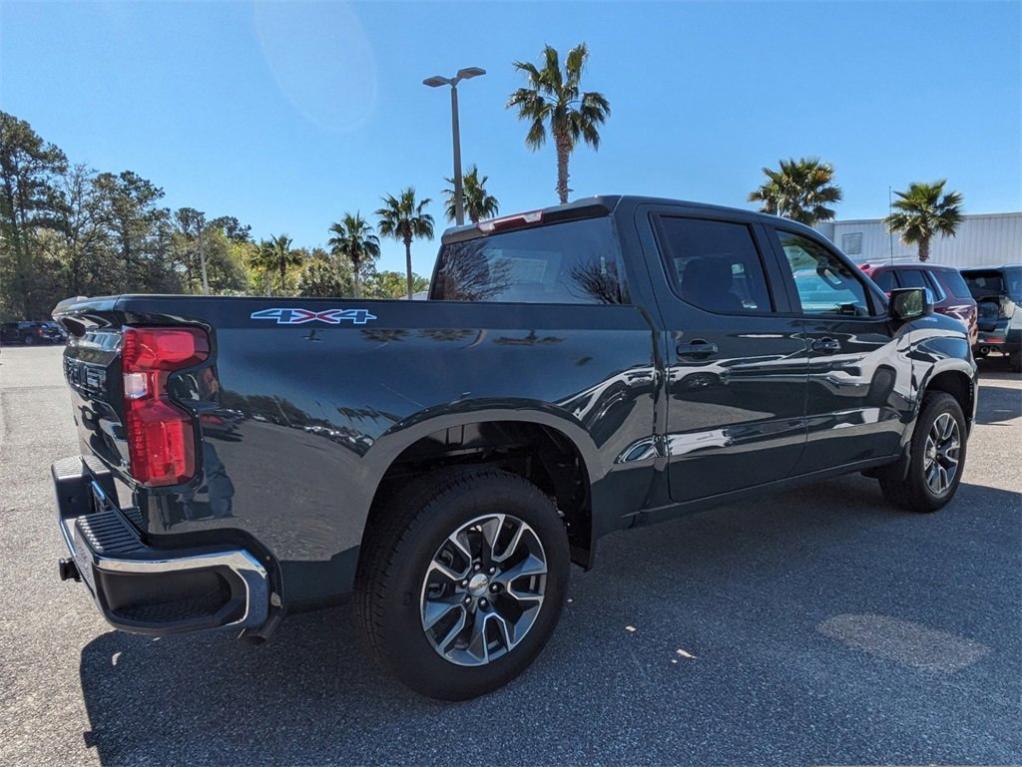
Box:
<box><xmin>419</xmin><ymin>513</ymin><xmax>547</xmax><ymax>667</ymax></box>
<box><xmin>924</xmin><ymin>412</ymin><xmax>960</xmax><ymax>496</ymax></box>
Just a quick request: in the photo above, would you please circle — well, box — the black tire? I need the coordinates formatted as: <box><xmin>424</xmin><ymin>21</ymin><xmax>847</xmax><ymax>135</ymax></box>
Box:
<box><xmin>879</xmin><ymin>391</ymin><xmax>967</xmax><ymax>513</ymax></box>
<box><xmin>1010</xmin><ymin>351</ymin><xmax>1022</xmax><ymax>372</ymax></box>
<box><xmin>353</xmin><ymin>468</ymin><xmax>569</xmax><ymax>700</ymax></box>
<box><xmin>22</xmin><ymin>335</ymin><xmax>34</xmax><ymax>346</ymax></box>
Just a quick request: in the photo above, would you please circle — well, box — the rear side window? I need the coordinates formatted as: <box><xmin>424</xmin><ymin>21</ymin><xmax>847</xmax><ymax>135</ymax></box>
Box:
<box><xmin>872</xmin><ymin>270</ymin><xmax>897</xmax><ymax>292</ymax></box>
<box><xmin>655</xmin><ymin>217</ymin><xmax>773</xmax><ymax>314</ymax></box>
<box><xmin>430</xmin><ymin>217</ymin><xmax>626</xmax><ymax>304</ymax></box>
<box><xmin>934</xmin><ymin>269</ymin><xmax>972</xmax><ymax>300</ymax></box>
<box><xmin>899</xmin><ymin>269</ymin><xmax>929</xmax><ymax>289</ymax></box>
<box><xmin>898</xmin><ymin>268</ymin><xmax>947</xmax><ymax>301</ymax></box>
<box><xmin>774</xmin><ymin>230</ymin><xmax>871</xmax><ymax>317</ymax></box>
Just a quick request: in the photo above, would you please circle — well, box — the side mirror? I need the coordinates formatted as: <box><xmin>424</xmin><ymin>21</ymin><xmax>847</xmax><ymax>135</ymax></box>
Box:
<box><xmin>889</xmin><ymin>287</ymin><xmax>934</xmax><ymax>323</ymax></box>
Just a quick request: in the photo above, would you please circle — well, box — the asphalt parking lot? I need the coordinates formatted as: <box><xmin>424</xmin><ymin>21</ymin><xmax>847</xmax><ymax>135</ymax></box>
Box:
<box><xmin>1</xmin><ymin>345</ymin><xmax>1019</xmax><ymax>766</ymax></box>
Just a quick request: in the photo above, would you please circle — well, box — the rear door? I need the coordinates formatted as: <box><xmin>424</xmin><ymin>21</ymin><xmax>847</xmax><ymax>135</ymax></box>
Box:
<box><xmin>765</xmin><ymin>227</ymin><xmax>907</xmax><ymax>471</ymax></box>
<box><xmin>636</xmin><ymin>206</ymin><xmax>808</xmax><ymax>502</ymax></box>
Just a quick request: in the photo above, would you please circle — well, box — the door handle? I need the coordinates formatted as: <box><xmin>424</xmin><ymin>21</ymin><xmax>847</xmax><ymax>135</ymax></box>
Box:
<box><xmin>676</xmin><ymin>339</ymin><xmax>718</xmax><ymax>359</ymax></box>
<box><xmin>811</xmin><ymin>337</ymin><xmax>841</xmax><ymax>354</ymax></box>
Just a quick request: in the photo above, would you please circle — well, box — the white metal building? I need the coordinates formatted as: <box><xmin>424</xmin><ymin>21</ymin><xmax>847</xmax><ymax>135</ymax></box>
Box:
<box><xmin>816</xmin><ymin>212</ymin><xmax>1022</xmax><ymax>268</ymax></box>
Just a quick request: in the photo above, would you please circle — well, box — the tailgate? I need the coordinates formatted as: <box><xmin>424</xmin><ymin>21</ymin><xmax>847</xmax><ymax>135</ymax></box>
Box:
<box><xmin>59</xmin><ymin>325</ymin><xmax>132</xmax><ymax>492</ymax></box>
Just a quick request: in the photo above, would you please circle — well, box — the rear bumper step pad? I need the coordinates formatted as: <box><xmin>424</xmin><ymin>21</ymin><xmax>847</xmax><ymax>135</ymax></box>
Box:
<box><xmin>52</xmin><ymin>456</ymin><xmax>269</xmax><ymax>635</ymax></box>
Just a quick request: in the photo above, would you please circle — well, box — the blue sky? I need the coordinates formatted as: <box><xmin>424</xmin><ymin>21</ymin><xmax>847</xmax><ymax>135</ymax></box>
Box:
<box><xmin>2</xmin><ymin>1</ymin><xmax>1019</xmax><ymax>274</ymax></box>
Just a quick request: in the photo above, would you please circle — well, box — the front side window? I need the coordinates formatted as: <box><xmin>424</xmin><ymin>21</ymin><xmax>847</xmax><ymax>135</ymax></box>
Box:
<box><xmin>430</xmin><ymin>217</ymin><xmax>626</xmax><ymax>304</ymax></box>
<box><xmin>775</xmin><ymin>230</ymin><xmax>871</xmax><ymax>317</ymax></box>
<box><xmin>655</xmin><ymin>217</ymin><xmax>773</xmax><ymax>314</ymax></box>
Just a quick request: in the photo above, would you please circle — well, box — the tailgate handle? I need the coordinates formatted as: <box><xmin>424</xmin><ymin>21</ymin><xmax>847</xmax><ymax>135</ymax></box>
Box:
<box><xmin>676</xmin><ymin>339</ymin><xmax>718</xmax><ymax>359</ymax></box>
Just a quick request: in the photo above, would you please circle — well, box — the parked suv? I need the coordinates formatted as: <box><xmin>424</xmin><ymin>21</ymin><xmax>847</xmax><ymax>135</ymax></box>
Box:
<box><xmin>0</xmin><ymin>320</ymin><xmax>65</xmax><ymax>345</ymax></box>
<box><xmin>861</xmin><ymin>263</ymin><xmax>978</xmax><ymax>344</ymax></box>
<box><xmin>961</xmin><ymin>265</ymin><xmax>1022</xmax><ymax>369</ymax></box>
<box><xmin>51</xmin><ymin>197</ymin><xmax>976</xmax><ymax>700</ymax></box>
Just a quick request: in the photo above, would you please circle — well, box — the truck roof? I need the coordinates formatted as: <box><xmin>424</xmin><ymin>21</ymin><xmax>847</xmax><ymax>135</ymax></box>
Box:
<box><xmin>440</xmin><ymin>194</ymin><xmax>813</xmax><ymax>245</ymax></box>
<box><xmin>961</xmin><ymin>264</ymin><xmax>1022</xmax><ymax>272</ymax></box>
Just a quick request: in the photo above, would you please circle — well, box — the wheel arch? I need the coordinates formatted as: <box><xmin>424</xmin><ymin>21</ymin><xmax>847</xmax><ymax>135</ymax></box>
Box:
<box><xmin>359</xmin><ymin>406</ymin><xmax>603</xmax><ymax>569</ymax></box>
<box><xmin>868</xmin><ymin>359</ymin><xmax>975</xmax><ymax>485</ymax></box>
<box><xmin>919</xmin><ymin>361</ymin><xmax>976</xmax><ymax>431</ymax></box>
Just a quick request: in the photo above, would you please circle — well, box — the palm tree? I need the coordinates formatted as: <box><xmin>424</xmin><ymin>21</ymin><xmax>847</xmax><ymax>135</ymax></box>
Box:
<box><xmin>748</xmin><ymin>158</ymin><xmax>843</xmax><ymax>226</ymax></box>
<box><xmin>885</xmin><ymin>180</ymin><xmax>964</xmax><ymax>262</ymax></box>
<box><xmin>327</xmin><ymin>212</ymin><xmax>380</xmax><ymax>298</ymax></box>
<box><xmin>252</xmin><ymin>234</ymin><xmax>302</xmax><ymax>294</ymax></box>
<box><xmin>443</xmin><ymin>165</ymin><xmax>500</xmax><ymax>224</ymax></box>
<box><xmin>507</xmin><ymin>43</ymin><xmax>611</xmax><ymax>205</ymax></box>
<box><xmin>376</xmin><ymin>188</ymin><xmax>434</xmax><ymax>299</ymax></box>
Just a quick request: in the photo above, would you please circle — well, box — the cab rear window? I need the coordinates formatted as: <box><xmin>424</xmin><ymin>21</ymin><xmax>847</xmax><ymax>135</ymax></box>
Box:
<box><xmin>430</xmin><ymin>218</ymin><xmax>627</xmax><ymax>304</ymax></box>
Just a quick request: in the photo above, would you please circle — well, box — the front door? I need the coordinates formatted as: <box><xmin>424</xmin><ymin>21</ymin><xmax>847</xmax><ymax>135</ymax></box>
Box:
<box><xmin>766</xmin><ymin>227</ymin><xmax>908</xmax><ymax>472</ymax></box>
<box><xmin>639</xmin><ymin>209</ymin><xmax>808</xmax><ymax>503</ymax></box>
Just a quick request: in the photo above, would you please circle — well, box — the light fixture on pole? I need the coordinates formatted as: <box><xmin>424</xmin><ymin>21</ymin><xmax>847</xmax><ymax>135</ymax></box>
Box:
<box><xmin>423</xmin><ymin>67</ymin><xmax>486</xmax><ymax>226</ymax></box>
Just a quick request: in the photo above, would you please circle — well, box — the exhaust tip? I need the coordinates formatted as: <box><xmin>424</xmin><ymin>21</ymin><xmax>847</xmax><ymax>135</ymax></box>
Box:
<box><xmin>58</xmin><ymin>558</ymin><xmax>80</xmax><ymax>582</ymax></box>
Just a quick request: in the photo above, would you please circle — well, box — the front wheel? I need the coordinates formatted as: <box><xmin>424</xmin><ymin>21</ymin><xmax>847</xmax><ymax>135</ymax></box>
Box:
<box><xmin>880</xmin><ymin>391</ymin><xmax>967</xmax><ymax>513</ymax></box>
<box><xmin>354</xmin><ymin>468</ymin><xmax>569</xmax><ymax>700</ymax></box>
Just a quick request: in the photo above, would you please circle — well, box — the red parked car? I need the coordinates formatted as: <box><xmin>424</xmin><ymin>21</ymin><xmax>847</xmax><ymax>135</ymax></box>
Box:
<box><xmin>860</xmin><ymin>263</ymin><xmax>978</xmax><ymax>344</ymax></box>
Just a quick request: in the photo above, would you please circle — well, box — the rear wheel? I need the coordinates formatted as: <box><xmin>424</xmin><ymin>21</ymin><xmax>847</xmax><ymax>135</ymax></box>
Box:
<box><xmin>880</xmin><ymin>392</ymin><xmax>966</xmax><ymax>513</ymax></box>
<box><xmin>1010</xmin><ymin>351</ymin><xmax>1022</xmax><ymax>372</ymax></box>
<box><xmin>354</xmin><ymin>468</ymin><xmax>569</xmax><ymax>700</ymax></box>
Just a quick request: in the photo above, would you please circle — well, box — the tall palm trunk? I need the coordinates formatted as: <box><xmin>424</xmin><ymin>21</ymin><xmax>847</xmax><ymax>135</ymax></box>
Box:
<box><xmin>918</xmin><ymin>237</ymin><xmax>931</xmax><ymax>263</ymax></box>
<box><xmin>555</xmin><ymin>133</ymin><xmax>571</xmax><ymax>205</ymax></box>
<box><xmin>404</xmin><ymin>236</ymin><xmax>414</xmax><ymax>299</ymax></box>
<box><xmin>352</xmin><ymin>258</ymin><xmax>362</xmax><ymax>299</ymax></box>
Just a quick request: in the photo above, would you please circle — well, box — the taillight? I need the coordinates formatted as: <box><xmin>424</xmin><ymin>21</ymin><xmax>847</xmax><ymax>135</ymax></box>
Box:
<box><xmin>122</xmin><ymin>327</ymin><xmax>209</xmax><ymax>487</ymax></box>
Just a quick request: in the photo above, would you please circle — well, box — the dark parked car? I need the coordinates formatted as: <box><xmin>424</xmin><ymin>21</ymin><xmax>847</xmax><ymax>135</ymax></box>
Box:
<box><xmin>861</xmin><ymin>263</ymin><xmax>979</xmax><ymax>344</ymax></box>
<box><xmin>961</xmin><ymin>265</ymin><xmax>1022</xmax><ymax>370</ymax></box>
<box><xmin>51</xmin><ymin>196</ymin><xmax>976</xmax><ymax>700</ymax></box>
<box><xmin>1</xmin><ymin>320</ymin><xmax>65</xmax><ymax>345</ymax></box>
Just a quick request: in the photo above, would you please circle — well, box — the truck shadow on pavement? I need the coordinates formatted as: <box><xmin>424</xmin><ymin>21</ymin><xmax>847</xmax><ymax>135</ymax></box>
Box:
<box><xmin>77</xmin><ymin>475</ymin><xmax>1022</xmax><ymax>766</ymax></box>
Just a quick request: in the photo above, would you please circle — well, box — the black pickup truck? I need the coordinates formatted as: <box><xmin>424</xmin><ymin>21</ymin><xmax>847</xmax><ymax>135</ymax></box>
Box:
<box><xmin>52</xmin><ymin>196</ymin><xmax>976</xmax><ymax>699</ymax></box>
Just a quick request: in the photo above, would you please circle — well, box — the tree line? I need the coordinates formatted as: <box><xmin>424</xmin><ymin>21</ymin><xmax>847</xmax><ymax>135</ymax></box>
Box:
<box><xmin>0</xmin><ymin>110</ymin><xmax>445</xmax><ymax>320</ymax></box>
<box><xmin>1</xmin><ymin>42</ymin><xmax>968</xmax><ymax>320</ymax></box>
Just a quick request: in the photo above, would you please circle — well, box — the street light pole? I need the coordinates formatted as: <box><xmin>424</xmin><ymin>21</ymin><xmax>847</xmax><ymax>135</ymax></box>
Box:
<box><xmin>450</xmin><ymin>84</ymin><xmax>464</xmax><ymax>226</ymax></box>
<box><xmin>424</xmin><ymin>67</ymin><xmax>485</xmax><ymax>227</ymax></box>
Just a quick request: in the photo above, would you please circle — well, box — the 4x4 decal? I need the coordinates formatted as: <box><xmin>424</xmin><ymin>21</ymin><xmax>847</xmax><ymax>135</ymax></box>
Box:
<box><xmin>250</xmin><ymin>307</ymin><xmax>378</xmax><ymax>325</ymax></box>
